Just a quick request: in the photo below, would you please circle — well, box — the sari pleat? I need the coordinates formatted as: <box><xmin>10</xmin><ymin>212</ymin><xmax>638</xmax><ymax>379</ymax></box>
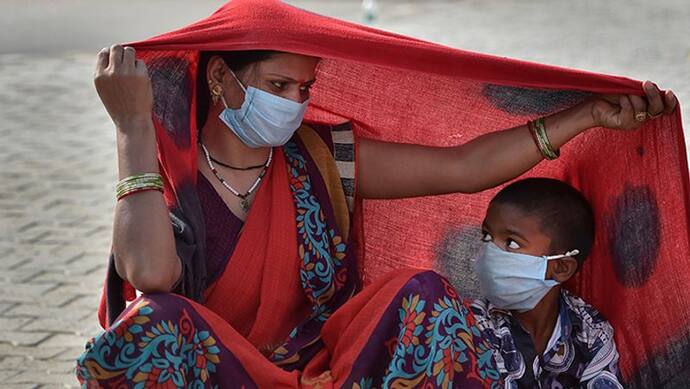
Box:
<box><xmin>203</xmin><ymin>148</ymin><xmax>310</xmax><ymax>351</ymax></box>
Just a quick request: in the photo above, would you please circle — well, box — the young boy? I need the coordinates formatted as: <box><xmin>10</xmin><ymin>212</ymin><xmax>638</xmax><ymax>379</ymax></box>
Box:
<box><xmin>471</xmin><ymin>178</ymin><xmax>623</xmax><ymax>388</ymax></box>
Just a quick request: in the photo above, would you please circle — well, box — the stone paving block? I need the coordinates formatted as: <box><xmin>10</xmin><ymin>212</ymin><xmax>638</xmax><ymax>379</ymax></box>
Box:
<box><xmin>0</xmin><ymin>243</ymin><xmax>16</xmax><ymax>254</ymax></box>
<box><xmin>0</xmin><ymin>331</ymin><xmax>51</xmax><ymax>347</ymax></box>
<box><xmin>59</xmin><ymin>294</ymin><xmax>99</xmax><ymax>310</ymax></box>
<box><xmin>0</xmin><ymin>317</ymin><xmax>32</xmax><ymax>331</ymax></box>
<box><xmin>7</xmin><ymin>370</ymin><xmax>77</xmax><ymax>386</ymax></box>
<box><xmin>3</xmin><ymin>305</ymin><xmax>93</xmax><ymax>320</ymax></box>
<box><xmin>0</xmin><ymin>302</ymin><xmax>16</xmax><ymax>314</ymax></box>
<box><xmin>0</xmin><ymin>201</ymin><xmax>25</xmax><ymax>212</ymax></box>
<box><xmin>46</xmin><ymin>256</ymin><xmax>104</xmax><ymax>277</ymax></box>
<box><xmin>0</xmin><ymin>357</ymin><xmax>75</xmax><ymax>374</ymax></box>
<box><xmin>56</xmin><ymin>283</ymin><xmax>98</xmax><ymax>295</ymax></box>
<box><xmin>0</xmin><ymin>344</ymin><xmax>69</xmax><ymax>360</ymax></box>
<box><xmin>27</xmin><ymin>237</ymin><xmax>75</xmax><ymax>248</ymax></box>
<box><xmin>36</xmin><ymin>288</ymin><xmax>85</xmax><ymax>308</ymax></box>
<box><xmin>19</xmin><ymin>231</ymin><xmax>54</xmax><ymax>245</ymax></box>
<box><xmin>22</xmin><ymin>316</ymin><xmax>101</xmax><ymax>336</ymax></box>
<box><xmin>54</xmin><ymin>346</ymin><xmax>88</xmax><ymax>362</ymax></box>
<box><xmin>81</xmin><ymin>268</ymin><xmax>107</xmax><ymax>283</ymax></box>
<box><xmin>1</xmin><ymin>269</ymin><xmax>46</xmax><ymax>284</ymax></box>
<box><xmin>37</xmin><ymin>334</ymin><xmax>90</xmax><ymax>349</ymax></box>
<box><xmin>0</xmin><ymin>256</ymin><xmax>26</xmax><ymax>270</ymax></box>
<box><xmin>20</xmin><ymin>317</ymin><xmax>82</xmax><ymax>335</ymax></box>
<box><xmin>46</xmin><ymin>246</ymin><xmax>87</xmax><ymax>261</ymax></box>
<box><xmin>4</xmin><ymin>243</ymin><xmax>46</xmax><ymax>257</ymax></box>
<box><xmin>18</xmin><ymin>272</ymin><xmax>64</xmax><ymax>285</ymax></box>
<box><xmin>0</xmin><ymin>369</ymin><xmax>21</xmax><ymax>380</ymax></box>
<box><xmin>16</xmin><ymin>221</ymin><xmax>40</xmax><ymax>233</ymax></box>
<box><xmin>0</xmin><ymin>384</ymin><xmax>41</xmax><ymax>389</ymax></box>
<box><xmin>0</xmin><ymin>282</ymin><xmax>57</xmax><ymax>303</ymax></box>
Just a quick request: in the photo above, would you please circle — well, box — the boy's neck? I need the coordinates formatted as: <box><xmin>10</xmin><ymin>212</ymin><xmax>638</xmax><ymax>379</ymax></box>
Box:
<box><xmin>512</xmin><ymin>286</ymin><xmax>562</xmax><ymax>356</ymax></box>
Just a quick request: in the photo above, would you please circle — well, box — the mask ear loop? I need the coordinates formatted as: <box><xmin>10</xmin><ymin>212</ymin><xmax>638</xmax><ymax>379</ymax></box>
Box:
<box><xmin>542</xmin><ymin>249</ymin><xmax>580</xmax><ymax>261</ymax></box>
<box><xmin>221</xmin><ymin>69</ymin><xmax>249</xmax><ymax>115</ymax></box>
<box><xmin>228</xmin><ymin>69</ymin><xmax>248</xmax><ymax>93</ymax></box>
<box><xmin>219</xmin><ymin>94</ymin><xmax>230</xmax><ymax>109</ymax></box>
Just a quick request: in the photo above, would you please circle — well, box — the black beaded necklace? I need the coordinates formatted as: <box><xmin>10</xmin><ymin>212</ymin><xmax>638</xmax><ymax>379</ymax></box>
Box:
<box><xmin>208</xmin><ymin>155</ymin><xmax>267</xmax><ymax>171</ymax></box>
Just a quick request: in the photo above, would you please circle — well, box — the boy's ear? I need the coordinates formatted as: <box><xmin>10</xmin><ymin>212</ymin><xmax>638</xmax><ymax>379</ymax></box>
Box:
<box><xmin>548</xmin><ymin>258</ymin><xmax>579</xmax><ymax>283</ymax></box>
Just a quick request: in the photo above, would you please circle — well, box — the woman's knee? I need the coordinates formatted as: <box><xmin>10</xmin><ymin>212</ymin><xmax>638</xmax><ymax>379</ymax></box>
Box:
<box><xmin>105</xmin><ymin>292</ymin><xmax>189</xmax><ymax>334</ymax></box>
<box><xmin>135</xmin><ymin>292</ymin><xmax>188</xmax><ymax>314</ymax></box>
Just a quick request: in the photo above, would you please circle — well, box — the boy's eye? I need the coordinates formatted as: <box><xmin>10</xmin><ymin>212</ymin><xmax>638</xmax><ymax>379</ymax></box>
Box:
<box><xmin>271</xmin><ymin>81</ymin><xmax>286</xmax><ymax>89</ymax></box>
<box><xmin>481</xmin><ymin>232</ymin><xmax>493</xmax><ymax>242</ymax></box>
<box><xmin>299</xmin><ymin>84</ymin><xmax>313</xmax><ymax>92</ymax></box>
<box><xmin>507</xmin><ymin>239</ymin><xmax>521</xmax><ymax>250</ymax></box>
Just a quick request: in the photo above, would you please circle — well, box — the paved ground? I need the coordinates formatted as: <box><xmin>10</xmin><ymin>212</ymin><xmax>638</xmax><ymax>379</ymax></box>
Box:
<box><xmin>0</xmin><ymin>0</ymin><xmax>688</xmax><ymax>387</ymax></box>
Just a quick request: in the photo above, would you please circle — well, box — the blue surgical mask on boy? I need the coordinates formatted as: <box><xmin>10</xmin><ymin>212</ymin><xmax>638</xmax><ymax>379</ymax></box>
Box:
<box><xmin>219</xmin><ymin>70</ymin><xmax>309</xmax><ymax>148</ymax></box>
<box><xmin>474</xmin><ymin>242</ymin><xmax>580</xmax><ymax>312</ymax></box>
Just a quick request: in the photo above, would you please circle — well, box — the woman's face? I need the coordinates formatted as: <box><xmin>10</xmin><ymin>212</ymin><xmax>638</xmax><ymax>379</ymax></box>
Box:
<box><xmin>209</xmin><ymin>52</ymin><xmax>319</xmax><ymax>109</ymax></box>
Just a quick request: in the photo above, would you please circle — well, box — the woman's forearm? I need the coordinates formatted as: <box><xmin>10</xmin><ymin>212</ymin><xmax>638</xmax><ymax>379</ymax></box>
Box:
<box><xmin>112</xmin><ymin>118</ymin><xmax>181</xmax><ymax>293</ymax></box>
<box><xmin>449</xmin><ymin>101</ymin><xmax>596</xmax><ymax>193</ymax></box>
<box><xmin>357</xmin><ymin>102</ymin><xmax>596</xmax><ymax>199</ymax></box>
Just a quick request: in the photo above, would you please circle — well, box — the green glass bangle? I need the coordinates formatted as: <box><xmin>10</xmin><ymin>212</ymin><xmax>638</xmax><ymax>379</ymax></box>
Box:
<box><xmin>115</xmin><ymin>173</ymin><xmax>164</xmax><ymax>200</ymax></box>
<box><xmin>530</xmin><ymin>118</ymin><xmax>560</xmax><ymax>160</ymax></box>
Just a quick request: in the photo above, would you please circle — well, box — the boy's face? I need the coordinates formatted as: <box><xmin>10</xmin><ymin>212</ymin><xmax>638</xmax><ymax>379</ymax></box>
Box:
<box><xmin>481</xmin><ymin>201</ymin><xmax>577</xmax><ymax>282</ymax></box>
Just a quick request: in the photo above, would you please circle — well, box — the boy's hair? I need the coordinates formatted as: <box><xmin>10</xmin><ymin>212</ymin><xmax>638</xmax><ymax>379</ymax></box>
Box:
<box><xmin>490</xmin><ymin>178</ymin><xmax>595</xmax><ymax>267</ymax></box>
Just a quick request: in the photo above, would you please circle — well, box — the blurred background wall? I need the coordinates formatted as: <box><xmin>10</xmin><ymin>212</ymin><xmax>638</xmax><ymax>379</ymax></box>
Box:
<box><xmin>1</xmin><ymin>1</ymin><xmax>687</xmax><ymax>98</ymax></box>
<box><xmin>2</xmin><ymin>0</ymin><xmax>687</xmax><ymax>126</ymax></box>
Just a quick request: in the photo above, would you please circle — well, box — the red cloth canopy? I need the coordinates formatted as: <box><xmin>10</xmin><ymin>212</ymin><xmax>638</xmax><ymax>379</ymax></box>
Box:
<box><xmin>129</xmin><ymin>0</ymin><xmax>690</xmax><ymax>386</ymax></box>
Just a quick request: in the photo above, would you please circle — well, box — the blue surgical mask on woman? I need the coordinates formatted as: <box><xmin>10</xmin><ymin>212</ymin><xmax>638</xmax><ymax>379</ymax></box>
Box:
<box><xmin>474</xmin><ymin>241</ymin><xmax>580</xmax><ymax>312</ymax></box>
<box><xmin>218</xmin><ymin>70</ymin><xmax>309</xmax><ymax>148</ymax></box>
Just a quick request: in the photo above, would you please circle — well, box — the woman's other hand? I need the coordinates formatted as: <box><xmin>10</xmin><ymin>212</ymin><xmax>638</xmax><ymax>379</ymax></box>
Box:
<box><xmin>94</xmin><ymin>45</ymin><xmax>154</xmax><ymax>129</ymax></box>
<box><xmin>590</xmin><ymin>81</ymin><xmax>678</xmax><ymax>130</ymax></box>
<box><xmin>99</xmin><ymin>45</ymin><xmax>180</xmax><ymax>293</ymax></box>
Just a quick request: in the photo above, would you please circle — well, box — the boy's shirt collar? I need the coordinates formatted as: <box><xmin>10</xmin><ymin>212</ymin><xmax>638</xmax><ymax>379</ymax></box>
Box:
<box><xmin>541</xmin><ymin>293</ymin><xmax>572</xmax><ymax>364</ymax></box>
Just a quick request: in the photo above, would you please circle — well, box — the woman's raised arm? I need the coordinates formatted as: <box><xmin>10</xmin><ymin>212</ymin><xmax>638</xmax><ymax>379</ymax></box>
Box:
<box><xmin>357</xmin><ymin>83</ymin><xmax>677</xmax><ymax>199</ymax></box>
<box><xmin>95</xmin><ymin>45</ymin><xmax>181</xmax><ymax>293</ymax></box>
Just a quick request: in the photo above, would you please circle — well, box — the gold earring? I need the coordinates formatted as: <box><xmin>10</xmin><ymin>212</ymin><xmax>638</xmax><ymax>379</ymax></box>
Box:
<box><xmin>210</xmin><ymin>84</ymin><xmax>223</xmax><ymax>105</ymax></box>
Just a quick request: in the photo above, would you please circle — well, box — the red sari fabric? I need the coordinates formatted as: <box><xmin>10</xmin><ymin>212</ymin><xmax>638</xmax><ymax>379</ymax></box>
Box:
<box><xmin>102</xmin><ymin>0</ymin><xmax>688</xmax><ymax>387</ymax></box>
<box><xmin>201</xmin><ymin>147</ymin><xmax>308</xmax><ymax>353</ymax></box>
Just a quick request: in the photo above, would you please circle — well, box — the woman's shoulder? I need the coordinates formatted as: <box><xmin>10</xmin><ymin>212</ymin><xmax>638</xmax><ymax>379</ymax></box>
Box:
<box><xmin>298</xmin><ymin>121</ymin><xmax>356</xmax><ymax>211</ymax></box>
<box><xmin>301</xmin><ymin>121</ymin><xmax>354</xmax><ymax>155</ymax></box>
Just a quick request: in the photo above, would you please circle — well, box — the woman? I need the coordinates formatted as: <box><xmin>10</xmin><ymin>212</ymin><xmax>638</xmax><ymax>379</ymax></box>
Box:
<box><xmin>77</xmin><ymin>11</ymin><xmax>677</xmax><ymax>389</ymax></box>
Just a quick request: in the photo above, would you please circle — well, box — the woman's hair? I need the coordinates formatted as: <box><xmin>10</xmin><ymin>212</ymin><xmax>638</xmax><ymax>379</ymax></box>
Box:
<box><xmin>196</xmin><ymin>50</ymin><xmax>277</xmax><ymax>130</ymax></box>
<box><xmin>490</xmin><ymin>177</ymin><xmax>595</xmax><ymax>267</ymax></box>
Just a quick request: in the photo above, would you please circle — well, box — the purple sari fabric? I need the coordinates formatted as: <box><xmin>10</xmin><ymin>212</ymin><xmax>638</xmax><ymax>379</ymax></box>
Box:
<box><xmin>195</xmin><ymin>172</ymin><xmax>243</xmax><ymax>287</ymax></box>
